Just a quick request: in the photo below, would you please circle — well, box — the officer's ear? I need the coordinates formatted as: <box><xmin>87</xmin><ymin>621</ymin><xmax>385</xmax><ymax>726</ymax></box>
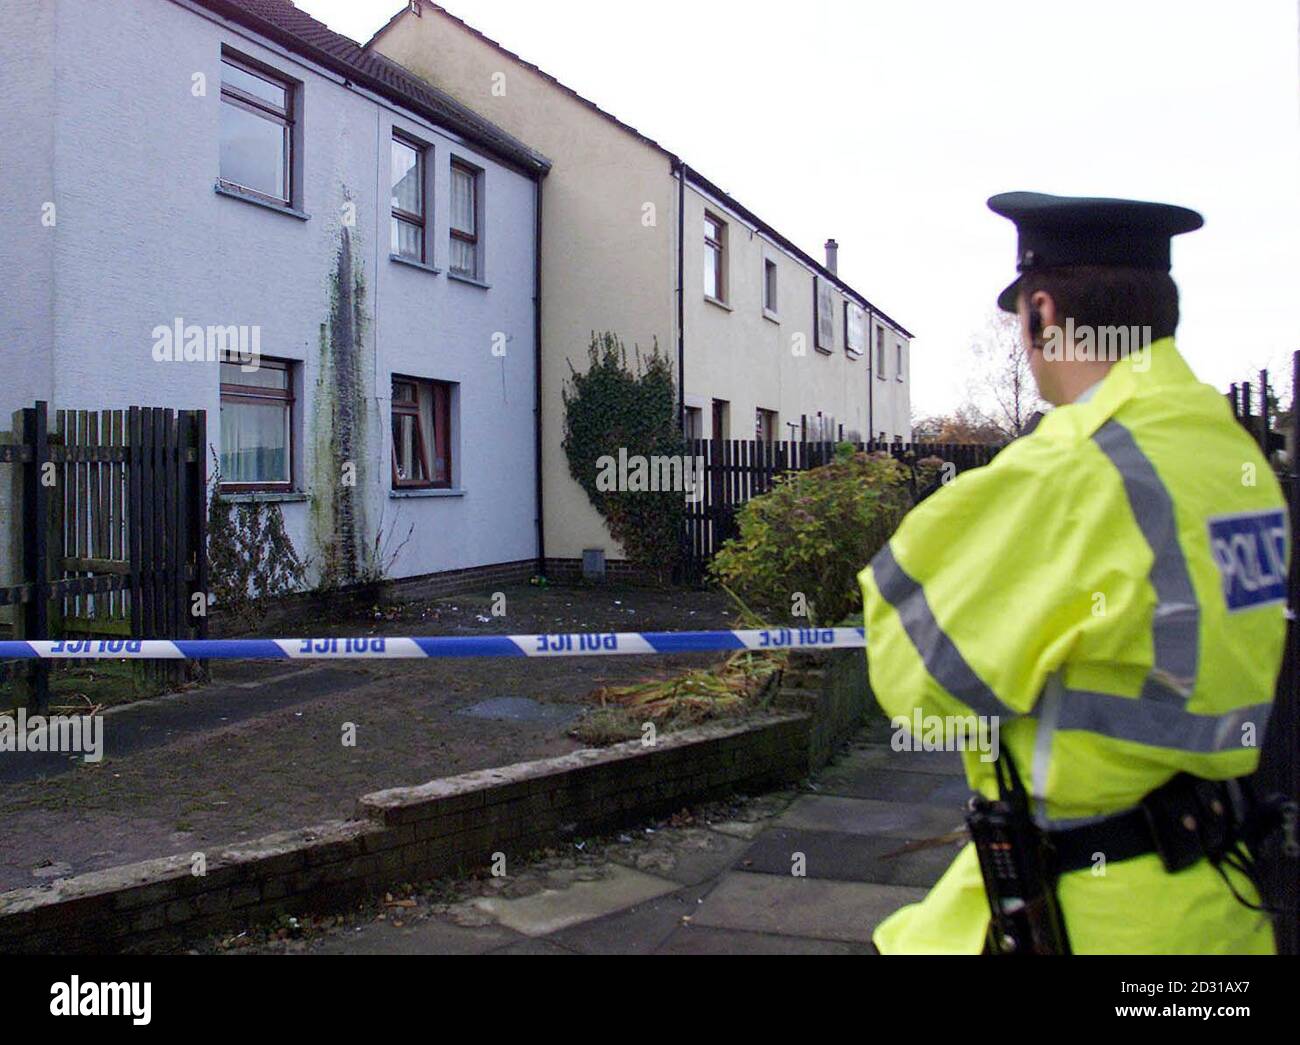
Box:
<box><xmin>1024</xmin><ymin>290</ymin><xmax>1057</xmax><ymax>348</ymax></box>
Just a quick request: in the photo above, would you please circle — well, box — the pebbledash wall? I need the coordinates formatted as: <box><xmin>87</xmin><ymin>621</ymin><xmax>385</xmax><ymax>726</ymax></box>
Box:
<box><xmin>0</xmin><ymin>0</ymin><xmax>547</xmax><ymax>595</ymax></box>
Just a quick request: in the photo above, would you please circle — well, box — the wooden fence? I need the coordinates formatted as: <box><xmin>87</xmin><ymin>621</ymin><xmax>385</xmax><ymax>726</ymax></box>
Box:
<box><xmin>680</xmin><ymin>437</ymin><xmax>1003</xmax><ymax>581</ymax></box>
<box><xmin>1229</xmin><ymin>355</ymin><xmax>1299</xmax><ymax>956</ymax></box>
<box><xmin>0</xmin><ymin>402</ymin><xmax>209</xmax><ymax>709</ymax></box>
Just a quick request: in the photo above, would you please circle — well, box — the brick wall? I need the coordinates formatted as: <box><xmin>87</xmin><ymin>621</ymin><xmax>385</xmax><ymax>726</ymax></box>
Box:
<box><xmin>0</xmin><ymin>713</ymin><xmax>809</xmax><ymax>954</ymax></box>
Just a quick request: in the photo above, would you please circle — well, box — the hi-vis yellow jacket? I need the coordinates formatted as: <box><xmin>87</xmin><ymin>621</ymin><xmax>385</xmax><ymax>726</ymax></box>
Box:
<box><xmin>859</xmin><ymin>338</ymin><xmax>1288</xmax><ymax>954</ymax></box>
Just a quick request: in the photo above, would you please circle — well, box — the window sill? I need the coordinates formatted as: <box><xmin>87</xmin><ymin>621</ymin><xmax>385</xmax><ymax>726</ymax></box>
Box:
<box><xmin>390</xmin><ymin>253</ymin><xmax>441</xmax><ymax>276</ymax></box>
<box><xmin>704</xmin><ymin>295</ymin><xmax>733</xmax><ymax>313</ymax></box>
<box><xmin>814</xmin><ymin>346</ymin><xmax>833</xmax><ymax>356</ymax></box>
<box><xmin>214</xmin><ymin>181</ymin><xmax>309</xmax><ymax>221</ymax></box>
<box><xmin>846</xmin><ymin>349</ymin><xmax>863</xmax><ymax>361</ymax></box>
<box><xmin>448</xmin><ymin>272</ymin><xmax>491</xmax><ymax>290</ymax></box>
<box><xmin>219</xmin><ymin>490</ymin><xmax>308</xmax><ymax>504</ymax></box>
<box><xmin>896</xmin><ymin>376</ymin><xmax>905</xmax><ymax>383</ymax></box>
<box><xmin>762</xmin><ymin>309</ymin><xmax>780</xmax><ymax>325</ymax></box>
<box><xmin>390</xmin><ymin>488</ymin><xmax>467</xmax><ymax>499</ymax></box>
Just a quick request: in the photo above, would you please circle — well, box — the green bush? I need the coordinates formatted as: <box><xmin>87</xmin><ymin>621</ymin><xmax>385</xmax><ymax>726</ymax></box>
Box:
<box><xmin>562</xmin><ymin>332</ymin><xmax>688</xmax><ymax>581</ymax></box>
<box><xmin>709</xmin><ymin>447</ymin><xmax>918</xmax><ymax>625</ymax></box>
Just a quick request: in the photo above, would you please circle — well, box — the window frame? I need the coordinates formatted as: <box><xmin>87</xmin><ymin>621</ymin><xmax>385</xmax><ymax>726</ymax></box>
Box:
<box><xmin>391</xmin><ymin>376</ymin><xmax>453</xmax><ymax>490</ymax></box>
<box><xmin>218</xmin><ymin>356</ymin><xmax>295</xmax><ymax>493</ymax></box>
<box><xmin>218</xmin><ymin>52</ymin><xmax>295</xmax><ymax>207</ymax></box>
<box><xmin>896</xmin><ymin>340</ymin><xmax>905</xmax><ymax>382</ymax></box>
<box><xmin>449</xmin><ymin>159</ymin><xmax>482</xmax><ymax>279</ymax></box>
<box><xmin>814</xmin><ymin>277</ymin><xmax>835</xmax><ymax>354</ymax></box>
<box><xmin>876</xmin><ymin>327</ymin><xmax>888</xmax><ymax>380</ymax></box>
<box><xmin>391</xmin><ymin>131</ymin><xmax>429</xmax><ymax>263</ymax></box>
<box><xmin>755</xmin><ymin>408</ymin><xmax>778</xmax><ymax>443</ymax></box>
<box><xmin>845</xmin><ymin>302</ymin><xmax>866</xmax><ymax>358</ymax></box>
<box><xmin>704</xmin><ymin>212</ymin><xmax>727</xmax><ymax>303</ymax></box>
<box><xmin>763</xmin><ymin>257</ymin><xmax>779</xmax><ymax>316</ymax></box>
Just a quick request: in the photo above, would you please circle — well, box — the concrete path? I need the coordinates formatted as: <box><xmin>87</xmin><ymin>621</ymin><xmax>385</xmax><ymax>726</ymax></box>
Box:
<box><xmin>256</xmin><ymin>730</ymin><xmax>972</xmax><ymax>956</ymax></box>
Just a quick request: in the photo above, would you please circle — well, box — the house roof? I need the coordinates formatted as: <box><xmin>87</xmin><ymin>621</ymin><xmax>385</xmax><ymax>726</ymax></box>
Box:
<box><xmin>190</xmin><ymin>0</ymin><xmax>551</xmax><ymax>176</ymax></box>
<box><xmin>369</xmin><ymin>2</ymin><xmax>913</xmax><ymax>339</ymax></box>
<box><xmin>683</xmin><ymin>165</ymin><xmax>914</xmax><ymax>338</ymax></box>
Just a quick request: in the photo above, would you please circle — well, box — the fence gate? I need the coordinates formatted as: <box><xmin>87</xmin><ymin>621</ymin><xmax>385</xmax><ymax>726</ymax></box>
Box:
<box><xmin>1229</xmin><ymin>358</ymin><xmax>1299</xmax><ymax>956</ymax></box>
<box><xmin>0</xmin><ymin>401</ymin><xmax>209</xmax><ymax>710</ymax></box>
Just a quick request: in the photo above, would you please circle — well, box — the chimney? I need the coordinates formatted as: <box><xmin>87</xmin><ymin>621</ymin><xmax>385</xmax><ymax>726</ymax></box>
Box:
<box><xmin>825</xmin><ymin>239</ymin><xmax>839</xmax><ymax>275</ymax></box>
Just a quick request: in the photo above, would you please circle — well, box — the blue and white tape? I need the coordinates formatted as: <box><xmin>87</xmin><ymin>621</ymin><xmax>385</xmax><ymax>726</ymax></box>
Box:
<box><xmin>0</xmin><ymin>628</ymin><xmax>866</xmax><ymax>661</ymax></box>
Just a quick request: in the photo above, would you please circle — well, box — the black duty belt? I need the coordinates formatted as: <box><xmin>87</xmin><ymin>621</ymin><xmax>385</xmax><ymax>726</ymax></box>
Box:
<box><xmin>1044</xmin><ymin>774</ymin><xmax>1264</xmax><ymax>876</ymax></box>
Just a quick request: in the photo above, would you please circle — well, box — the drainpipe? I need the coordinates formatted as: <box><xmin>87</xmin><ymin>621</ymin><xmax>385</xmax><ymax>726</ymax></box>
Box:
<box><xmin>866</xmin><ymin>307</ymin><xmax>875</xmax><ymax>445</ymax></box>
<box><xmin>533</xmin><ymin>175</ymin><xmax>546</xmax><ymax>576</ymax></box>
<box><xmin>676</xmin><ymin>159</ymin><xmax>687</xmax><ymax>434</ymax></box>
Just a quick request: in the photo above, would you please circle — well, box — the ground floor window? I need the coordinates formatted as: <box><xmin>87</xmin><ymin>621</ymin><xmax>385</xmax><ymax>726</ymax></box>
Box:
<box><xmin>392</xmin><ymin>376</ymin><xmax>453</xmax><ymax>488</ymax></box>
<box><xmin>684</xmin><ymin>406</ymin><xmax>704</xmax><ymax>441</ymax></box>
<box><xmin>755</xmin><ymin>408</ymin><xmax>778</xmax><ymax>442</ymax></box>
<box><xmin>219</xmin><ymin>358</ymin><xmax>294</xmax><ymax>490</ymax></box>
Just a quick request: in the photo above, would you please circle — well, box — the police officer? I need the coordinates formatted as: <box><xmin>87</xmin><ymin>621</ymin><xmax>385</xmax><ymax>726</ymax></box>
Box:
<box><xmin>859</xmin><ymin>192</ymin><xmax>1288</xmax><ymax>954</ymax></box>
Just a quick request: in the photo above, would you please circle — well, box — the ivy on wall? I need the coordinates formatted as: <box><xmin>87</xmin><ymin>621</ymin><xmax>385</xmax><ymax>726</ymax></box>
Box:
<box><xmin>207</xmin><ymin>458</ymin><xmax>308</xmax><ymax>625</ymax></box>
<box><xmin>562</xmin><ymin>332</ymin><xmax>688</xmax><ymax>582</ymax></box>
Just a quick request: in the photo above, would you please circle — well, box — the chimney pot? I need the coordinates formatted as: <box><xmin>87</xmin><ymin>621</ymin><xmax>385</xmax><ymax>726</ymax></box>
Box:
<box><xmin>825</xmin><ymin>239</ymin><xmax>839</xmax><ymax>275</ymax></box>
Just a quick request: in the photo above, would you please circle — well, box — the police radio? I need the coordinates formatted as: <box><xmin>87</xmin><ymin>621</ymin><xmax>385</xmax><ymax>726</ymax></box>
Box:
<box><xmin>966</xmin><ymin>751</ymin><xmax>1072</xmax><ymax>955</ymax></box>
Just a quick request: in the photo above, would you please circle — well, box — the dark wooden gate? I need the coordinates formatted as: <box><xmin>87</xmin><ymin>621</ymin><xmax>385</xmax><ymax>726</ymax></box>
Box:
<box><xmin>0</xmin><ymin>402</ymin><xmax>209</xmax><ymax>710</ymax></box>
<box><xmin>1229</xmin><ymin>359</ymin><xmax>1299</xmax><ymax>956</ymax></box>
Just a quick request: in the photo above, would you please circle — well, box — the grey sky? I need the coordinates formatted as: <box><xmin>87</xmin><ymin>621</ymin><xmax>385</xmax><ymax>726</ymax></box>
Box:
<box><xmin>302</xmin><ymin>0</ymin><xmax>1300</xmax><ymax>417</ymax></box>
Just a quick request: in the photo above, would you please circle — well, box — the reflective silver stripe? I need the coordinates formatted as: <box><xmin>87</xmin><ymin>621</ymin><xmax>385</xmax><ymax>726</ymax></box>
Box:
<box><xmin>871</xmin><ymin>544</ymin><xmax>1018</xmax><ymax>720</ymax></box>
<box><xmin>1056</xmin><ymin>687</ymin><xmax>1269</xmax><ymax>754</ymax></box>
<box><xmin>1031</xmin><ymin>676</ymin><xmax>1063</xmax><ymax>817</ymax></box>
<box><xmin>1092</xmin><ymin>420</ymin><xmax>1200</xmax><ymax>703</ymax></box>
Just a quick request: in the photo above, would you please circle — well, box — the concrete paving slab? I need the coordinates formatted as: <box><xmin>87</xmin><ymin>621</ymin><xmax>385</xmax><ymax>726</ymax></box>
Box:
<box><xmin>829</xmin><ymin>744</ymin><xmax>967</xmax><ymax>778</ymax></box>
<box><xmin>776</xmin><ymin>794</ymin><xmax>964</xmax><ymax>839</ymax></box>
<box><xmin>308</xmin><ymin>915</ymin><xmax>521</xmax><ymax>955</ymax></box>
<box><xmin>606</xmin><ymin>829</ymin><xmax>751</xmax><ymax>887</ymax></box>
<box><xmin>657</xmin><ymin>924</ymin><xmax>874</xmax><ymax>955</ymax></box>
<box><xmin>469</xmin><ymin>864</ymin><xmax>679</xmax><ymax>937</ymax></box>
<box><xmin>691</xmin><ymin>871</ymin><xmax>926</xmax><ymax>943</ymax></box>
<box><xmin>812</xmin><ymin>767</ymin><xmax>974</xmax><ymax>806</ymax></box>
<box><xmin>487</xmin><ymin>938</ymin><xmax>579</xmax><ymax>955</ymax></box>
<box><xmin>551</xmin><ymin>884</ymin><xmax>712</xmax><ymax>955</ymax></box>
<box><xmin>741</xmin><ymin>827</ymin><xmax>963</xmax><ymax>887</ymax></box>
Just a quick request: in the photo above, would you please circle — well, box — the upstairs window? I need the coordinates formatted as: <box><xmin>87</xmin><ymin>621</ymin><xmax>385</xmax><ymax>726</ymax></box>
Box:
<box><xmin>704</xmin><ymin>214</ymin><xmax>727</xmax><ymax>302</ymax></box>
<box><xmin>763</xmin><ymin>258</ymin><xmax>778</xmax><ymax>314</ymax></box>
<box><xmin>896</xmin><ymin>341</ymin><xmax>905</xmax><ymax>381</ymax></box>
<box><xmin>450</xmin><ymin>161</ymin><xmax>481</xmax><ymax>278</ymax></box>
<box><xmin>876</xmin><ymin>327</ymin><xmax>887</xmax><ymax>379</ymax></box>
<box><xmin>391</xmin><ymin>134</ymin><xmax>427</xmax><ymax>262</ymax></box>
<box><xmin>392</xmin><ymin>377</ymin><xmax>452</xmax><ymax>489</ymax></box>
<box><xmin>814</xmin><ymin>278</ymin><xmax>834</xmax><ymax>353</ymax></box>
<box><xmin>219</xmin><ymin>55</ymin><xmax>294</xmax><ymax>205</ymax></box>
<box><xmin>846</xmin><ymin>304</ymin><xmax>866</xmax><ymax>357</ymax></box>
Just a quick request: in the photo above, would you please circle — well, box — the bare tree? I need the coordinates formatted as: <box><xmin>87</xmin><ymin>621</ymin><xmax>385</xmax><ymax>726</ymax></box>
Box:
<box><xmin>968</xmin><ymin>311</ymin><xmax>1047</xmax><ymax>439</ymax></box>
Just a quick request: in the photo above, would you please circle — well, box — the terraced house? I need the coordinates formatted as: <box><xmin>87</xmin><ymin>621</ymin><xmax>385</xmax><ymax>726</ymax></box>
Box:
<box><xmin>0</xmin><ymin>0</ymin><xmax>550</xmax><ymax>591</ymax></box>
<box><xmin>371</xmin><ymin>2</ymin><xmax>915</xmax><ymax>574</ymax></box>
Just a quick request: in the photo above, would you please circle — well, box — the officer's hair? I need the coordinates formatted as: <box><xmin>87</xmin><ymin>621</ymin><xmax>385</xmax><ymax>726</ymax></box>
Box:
<box><xmin>1021</xmin><ymin>266</ymin><xmax>1180</xmax><ymax>341</ymax></box>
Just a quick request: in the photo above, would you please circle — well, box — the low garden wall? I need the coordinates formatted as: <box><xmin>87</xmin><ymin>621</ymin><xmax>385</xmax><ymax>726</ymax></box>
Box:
<box><xmin>0</xmin><ymin>648</ymin><xmax>872</xmax><ymax>954</ymax></box>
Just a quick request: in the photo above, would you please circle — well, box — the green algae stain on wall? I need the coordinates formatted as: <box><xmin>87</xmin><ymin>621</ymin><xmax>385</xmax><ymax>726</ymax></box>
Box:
<box><xmin>310</xmin><ymin>204</ymin><xmax>372</xmax><ymax>591</ymax></box>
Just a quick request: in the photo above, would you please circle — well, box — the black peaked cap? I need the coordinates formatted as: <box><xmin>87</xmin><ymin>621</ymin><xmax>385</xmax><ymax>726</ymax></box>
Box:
<box><xmin>988</xmin><ymin>191</ymin><xmax>1204</xmax><ymax>312</ymax></box>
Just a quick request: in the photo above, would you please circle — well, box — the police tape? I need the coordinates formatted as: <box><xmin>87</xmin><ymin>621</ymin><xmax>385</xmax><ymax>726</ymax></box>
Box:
<box><xmin>0</xmin><ymin>628</ymin><xmax>866</xmax><ymax>661</ymax></box>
